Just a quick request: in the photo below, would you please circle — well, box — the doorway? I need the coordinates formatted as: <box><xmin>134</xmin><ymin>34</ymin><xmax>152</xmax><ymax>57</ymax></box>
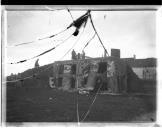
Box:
<box><xmin>98</xmin><ymin>62</ymin><xmax>107</xmax><ymax>73</ymax></box>
<box><xmin>97</xmin><ymin>62</ymin><xmax>108</xmax><ymax>91</ymax></box>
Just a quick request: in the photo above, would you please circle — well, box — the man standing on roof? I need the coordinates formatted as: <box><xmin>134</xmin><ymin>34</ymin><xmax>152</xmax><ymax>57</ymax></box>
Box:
<box><xmin>72</xmin><ymin>49</ymin><xmax>77</xmax><ymax>60</ymax></box>
<box><xmin>82</xmin><ymin>50</ymin><xmax>85</xmax><ymax>59</ymax></box>
<box><xmin>78</xmin><ymin>53</ymin><xmax>81</xmax><ymax>60</ymax></box>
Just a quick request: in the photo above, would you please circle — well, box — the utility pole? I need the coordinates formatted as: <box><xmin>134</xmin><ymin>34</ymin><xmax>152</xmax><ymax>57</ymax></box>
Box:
<box><xmin>76</xmin><ymin>59</ymin><xmax>80</xmax><ymax>125</ymax></box>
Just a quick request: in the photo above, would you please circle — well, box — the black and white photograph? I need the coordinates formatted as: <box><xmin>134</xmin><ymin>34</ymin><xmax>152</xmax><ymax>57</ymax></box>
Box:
<box><xmin>1</xmin><ymin>5</ymin><xmax>162</xmax><ymax>126</ymax></box>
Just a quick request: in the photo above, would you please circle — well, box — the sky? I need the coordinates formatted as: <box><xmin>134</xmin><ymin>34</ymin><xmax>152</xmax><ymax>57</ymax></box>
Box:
<box><xmin>5</xmin><ymin>10</ymin><xmax>156</xmax><ymax>75</ymax></box>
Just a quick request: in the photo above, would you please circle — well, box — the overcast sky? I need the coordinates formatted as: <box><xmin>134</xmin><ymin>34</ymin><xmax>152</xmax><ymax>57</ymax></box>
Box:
<box><xmin>5</xmin><ymin>10</ymin><xmax>156</xmax><ymax>75</ymax></box>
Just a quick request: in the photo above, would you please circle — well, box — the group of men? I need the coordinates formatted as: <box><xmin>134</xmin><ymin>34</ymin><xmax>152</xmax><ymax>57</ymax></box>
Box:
<box><xmin>72</xmin><ymin>49</ymin><xmax>85</xmax><ymax>60</ymax></box>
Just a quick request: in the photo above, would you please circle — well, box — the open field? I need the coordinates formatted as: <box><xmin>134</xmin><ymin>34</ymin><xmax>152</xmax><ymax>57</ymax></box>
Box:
<box><xmin>6</xmin><ymin>85</ymin><xmax>156</xmax><ymax>124</ymax></box>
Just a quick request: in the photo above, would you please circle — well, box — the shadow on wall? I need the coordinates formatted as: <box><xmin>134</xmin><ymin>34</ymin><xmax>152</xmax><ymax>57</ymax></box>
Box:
<box><xmin>127</xmin><ymin>65</ymin><xmax>156</xmax><ymax>94</ymax></box>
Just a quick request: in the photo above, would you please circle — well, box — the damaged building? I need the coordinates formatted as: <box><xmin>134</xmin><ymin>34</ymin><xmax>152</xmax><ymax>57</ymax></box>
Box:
<box><xmin>50</xmin><ymin>49</ymin><xmax>156</xmax><ymax>94</ymax></box>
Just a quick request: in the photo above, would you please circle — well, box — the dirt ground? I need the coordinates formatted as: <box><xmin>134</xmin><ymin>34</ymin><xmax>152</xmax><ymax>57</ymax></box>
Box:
<box><xmin>6</xmin><ymin>86</ymin><xmax>156</xmax><ymax>124</ymax></box>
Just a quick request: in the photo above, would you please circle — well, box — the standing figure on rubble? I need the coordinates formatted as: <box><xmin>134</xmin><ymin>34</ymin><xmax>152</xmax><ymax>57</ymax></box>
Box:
<box><xmin>72</xmin><ymin>49</ymin><xmax>77</xmax><ymax>60</ymax></box>
<box><xmin>82</xmin><ymin>50</ymin><xmax>85</xmax><ymax>59</ymax></box>
<box><xmin>33</xmin><ymin>58</ymin><xmax>40</xmax><ymax>75</ymax></box>
<box><xmin>77</xmin><ymin>53</ymin><xmax>81</xmax><ymax>60</ymax></box>
<box><xmin>35</xmin><ymin>59</ymin><xmax>39</xmax><ymax>69</ymax></box>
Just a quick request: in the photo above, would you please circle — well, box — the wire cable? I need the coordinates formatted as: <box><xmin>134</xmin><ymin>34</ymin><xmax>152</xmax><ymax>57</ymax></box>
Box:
<box><xmin>82</xmin><ymin>33</ymin><xmax>96</xmax><ymax>51</ymax></box>
<box><xmin>7</xmin><ymin>24</ymin><xmax>73</xmax><ymax>48</ymax></box>
<box><xmin>60</xmin><ymin>30</ymin><xmax>84</xmax><ymax>60</ymax></box>
<box><xmin>4</xmin><ymin>31</ymin><xmax>78</xmax><ymax>83</ymax></box>
<box><xmin>4</xmin><ymin>11</ymin><xmax>90</xmax><ymax>83</ymax></box>
<box><xmin>67</xmin><ymin>8</ymin><xmax>74</xmax><ymax>22</ymax></box>
<box><xmin>8</xmin><ymin>34</ymin><xmax>73</xmax><ymax>64</ymax></box>
<box><xmin>79</xmin><ymin>23</ymin><xmax>107</xmax><ymax>121</ymax></box>
<box><xmin>80</xmin><ymin>78</ymin><xmax>103</xmax><ymax>122</ymax></box>
<box><xmin>4</xmin><ymin>22</ymin><xmax>86</xmax><ymax>83</ymax></box>
<box><xmin>89</xmin><ymin>13</ymin><xmax>109</xmax><ymax>56</ymax></box>
<box><xmin>76</xmin><ymin>77</ymin><xmax>80</xmax><ymax>125</ymax></box>
<box><xmin>4</xmin><ymin>12</ymin><xmax>89</xmax><ymax>83</ymax></box>
<box><xmin>60</xmin><ymin>23</ymin><xmax>86</xmax><ymax>60</ymax></box>
<box><xmin>6</xmin><ymin>10</ymin><xmax>89</xmax><ymax>48</ymax></box>
<box><xmin>7</xmin><ymin>40</ymin><xmax>64</xmax><ymax>48</ymax></box>
<box><xmin>4</xmin><ymin>28</ymin><xmax>83</xmax><ymax>84</ymax></box>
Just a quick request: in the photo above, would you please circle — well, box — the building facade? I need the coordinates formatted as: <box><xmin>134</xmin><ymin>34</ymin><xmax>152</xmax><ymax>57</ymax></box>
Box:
<box><xmin>50</xmin><ymin>49</ymin><xmax>156</xmax><ymax>93</ymax></box>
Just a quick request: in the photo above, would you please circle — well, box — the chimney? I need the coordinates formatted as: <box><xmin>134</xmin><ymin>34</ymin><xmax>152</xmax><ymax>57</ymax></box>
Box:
<box><xmin>111</xmin><ymin>49</ymin><xmax>120</xmax><ymax>58</ymax></box>
<box><xmin>133</xmin><ymin>54</ymin><xmax>136</xmax><ymax>59</ymax></box>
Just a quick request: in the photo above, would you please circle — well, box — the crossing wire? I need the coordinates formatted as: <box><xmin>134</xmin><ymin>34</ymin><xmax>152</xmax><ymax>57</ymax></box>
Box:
<box><xmin>7</xmin><ymin>26</ymin><xmax>72</xmax><ymax>47</ymax></box>
<box><xmin>80</xmin><ymin>77</ymin><xmax>103</xmax><ymax>122</ymax></box>
<box><xmin>4</xmin><ymin>13</ymin><xmax>101</xmax><ymax>123</ymax></box>
<box><xmin>82</xmin><ymin>32</ymin><xmax>96</xmax><ymax>51</ymax></box>
<box><xmin>8</xmin><ymin>33</ymin><xmax>73</xmax><ymax>64</ymax></box>
<box><xmin>60</xmin><ymin>26</ymin><xmax>86</xmax><ymax>60</ymax></box>
<box><xmin>75</xmin><ymin>29</ymin><xmax>97</xmax><ymax>125</ymax></box>
<box><xmin>67</xmin><ymin>8</ymin><xmax>74</xmax><ymax>22</ymax></box>
<box><xmin>89</xmin><ymin>12</ymin><xmax>109</xmax><ymax>56</ymax></box>
<box><xmin>4</xmin><ymin>15</ymin><xmax>90</xmax><ymax>84</ymax></box>
<box><xmin>8</xmin><ymin>11</ymin><xmax>90</xmax><ymax>64</ymax></box>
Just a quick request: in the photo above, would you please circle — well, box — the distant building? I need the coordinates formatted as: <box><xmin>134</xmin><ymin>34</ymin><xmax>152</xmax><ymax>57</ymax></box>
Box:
<box><xmin>110</xmin><ymin>48</ymin><xmax>156</xmax><ymax>80</ymax></box>
<box><xmin>122</xmin><ymin>57</ymin><xmax>156</xmax><ymax>80</ymax></box>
